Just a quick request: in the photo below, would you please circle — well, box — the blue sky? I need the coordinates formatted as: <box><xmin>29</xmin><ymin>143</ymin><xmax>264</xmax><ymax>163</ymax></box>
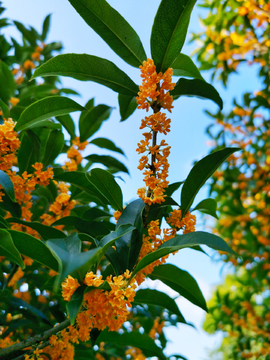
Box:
<box><xmin>2</xmin><ymin>1</ymin><xmax>262</xmax><ymax>359</ymax></box>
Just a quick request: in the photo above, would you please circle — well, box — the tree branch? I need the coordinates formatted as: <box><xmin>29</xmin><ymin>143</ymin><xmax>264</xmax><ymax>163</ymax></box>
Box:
<box><xmin>0</xmin><ymin>319</ymin><xmax>70</xmax><ymax>359</ymax></box>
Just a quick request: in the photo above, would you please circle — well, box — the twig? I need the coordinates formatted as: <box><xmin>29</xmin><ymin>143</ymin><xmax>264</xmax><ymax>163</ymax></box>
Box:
<box><xmin>0</xmin><ymin>319</ymin><xmax>70</xmax><ymax>358</ymax></box>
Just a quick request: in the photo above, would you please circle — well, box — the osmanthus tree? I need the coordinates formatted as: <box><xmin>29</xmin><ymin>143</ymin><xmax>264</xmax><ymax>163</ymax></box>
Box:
<box><xmin>191</xmin><ymin>0</ymin><xmax>270</xmax><ymax>358</ymax></box>
<box><xmin>0</xmin><ymin>1</ymin><xmax>238</xmax><ymax>359</ymax></box>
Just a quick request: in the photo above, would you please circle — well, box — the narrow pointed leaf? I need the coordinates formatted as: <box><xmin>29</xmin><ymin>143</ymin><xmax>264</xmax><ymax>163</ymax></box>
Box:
<box><xmin>55</xmin><ymin>114</ymin><xmax>76</xmax><ymax>138</ymax></box>
<box><xmin>89</xmin><ymin>138</ymin><xmax>124</xmax><ymax>155</ymax></box>
<box><xmin>15</xmin><ymin>96</ymin><xmax>85</xmax><ymax>131</ymax></box>
<box><xmin>6</xmin><ymin>218</ymin><xmax>66</xmax><ymax>240</ymax></box>
<box><xmin>79</xmin><ymin>104</ymin><xmax>113</xmax><ymax>142</ymax></box>
<box><xmin>149</xmin><ymin>264</ymin><xmax>207</xmax><ymax>311</ymax></box>
<box><xmin>0</xmin><ymin>170</ymin><xmax>15</xmax><ymax>202</ymax></box>
<box><xmin>68</xmin><ymin>0</ymin><xmax>147</xmax><ymax>67</ymax></box>
<box><xmin>171</xmin><ymin>53</ymin><xmax>204</xmax><ymax>79</ymax></box>
<box><xmin>192</xmin><ymin>198</ymin><xmax>219</xmax><ymax>219</ymax></box>
<box><xmin>0</xmin><ymin>61</ymin><xmax>16</xmax><ymax>103</ymax></box>
<box><xmin>98</xmin><ymin>331</ymin><xmax>166</xmax><ymax>359</ymax></box>
<box><xmin>171</xmin><ymin>78</ymin><xmax>223</xmax><ymax>109</ymax></box>
<box><xmin>41</xmin><ymin>14</ymin><xmax>51</xmax><ymax>41</ymax></box>
<box><xmin>131</xmin><ymin>231</ymin><xmax>236</xmax><ymax>279</ymax></box>
<box><xmin>86</xmin><ymin>168</ymin><xmax>123</xmax><ymax>211</ymax></box>
<box><xmin>42</xmin><ymin>130</ymin><xmax>64</xmax><ymax>167</ymax></box>
<box><xmin>8</xmin><ymin>230</ymin><xmax>59</xmax><ymax>271</ymax></box>
<box><xmin>0</xmin><ymin>98</ymin><xmax>9</xmax><ymax>119</ymax></box>
<box><xmin>151</xmin><ymin>0</ymin><xmax>197</xmax><ymax>72</ymax></box>
<box><xmin>133</xmin><ymin>289</ymin><xmax>186</xmax><ymax>323</ymax></box>
<box><xmin>99</xmin><ymin>224</ymin><xmax>135</xmax><ymax>253</ymax></box>
<box><xmin>118</xmin><ymin>94</ymin><xmax>137</xmax><ymax>122</ymax></box>
<box><xmin>181</xmin><ymin>147</ymin><xmax>240</xmax><ymax>215</ymax></box>
<box><xmin>0</xmin><ymin>229</ymin><xmax>25</xmax><ymax>268</ymax></box>
<box><xmin>85</xmin><ymin>154</ymin><xmax>129</xmax><ymax>174</ymax></box>
<box><xmin>31</xmin><ymin>54</ymin><xmax>139</xmax><ymax>96</ymax></box>
<box><xmin>54</xmin><ymin>171</ymin><xmax>109</xmax><ymax>206</ymax></box>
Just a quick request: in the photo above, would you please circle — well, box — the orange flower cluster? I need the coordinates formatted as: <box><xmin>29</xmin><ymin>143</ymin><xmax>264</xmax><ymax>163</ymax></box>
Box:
<box><xmin>61</xmin><ymin>270</ymin><xmax>136</xmax><ymax>342</ymax></box>
<box><xmin>136</xmin><ymin>59</ymin><xmax>175</xmax><ymax>205</ymax></box>
<box><xmin>136</xmin><ymin>210</ymin><xmax>196</xmax><ymax>284</ymax></box>
<box><xmin>8</xmin><ymin>164</ymin><xmax>53</xmax><ymax>225</ymax></box>
<box><xmin>166</xmin><ymin>209</ymin><xmax>197</xmax><ymax>234</ymax></box>
<box><xmin>63</xmin><ymin>137</ymin><xmax>88</xmax><ymax>172</ymax></box>
<box><xmin>41</xmin><ymin>182</ymin><xmax>76</xmax><ymax>226</ymax></box>
<box><xmin>0</xmin><ymin>118</ymin><xmax>20</xmax><ymax>172</ymax></box>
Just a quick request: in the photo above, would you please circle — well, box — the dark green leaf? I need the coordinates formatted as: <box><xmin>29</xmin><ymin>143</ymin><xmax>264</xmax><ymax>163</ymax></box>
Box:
<box><xmin>17</xmin><ymin>131</ymin><xmax>41</xmax><ymax>174</ymax></box>
<box><xmin>68</xmin><ymin>0</ymin><xmax>147</xmax><ymax>67</ymax></box>
<box><xmin>55</xmin><ymin>114</ymin><xmax>76</xmax><ymax>138</ymax></box>
<box><xmin>67</xmin><ymin>284</ymin><xmax>86</xmax><ymax>325</ymax></box>
<box><xmin>41</xmin><ymin>14</ymin><xmax>51</xmax><ymax>41</ymax></box>
<box><xmin>180</xmin><ymin>147</ymin><xmax>240</xmax><ymax>215</ymax></box>
<box><xmin>86</xmin><ymin>168</ymin><xmax>123</xmax><ymax>211</ymax></box>
<box><xmin>10</xmin><ymin>297</ymin><xmax>51</xmax><ymax>325</ymax></box>
<box><xmin>79</xmin><ymin>104</ymin><xmax>113</xmax><ymax>142</ymax></box>
<box><xmin>0</xmin><ymin>229</ymin><xmax>25</xmax><ymax>268</ymax></box>
<box><xmin>151</xmin><ymin>0</ymin><xmax>197</xmax><ymax>72</ymax></box>
<box><xmin>31</xmin><ymin>54</ymin><xmax>139</xmax><ymax>96</ymax></box>
<box><xmin>99</xmin><ymin>223</ymin><xmax>135</xmax><ymax>254</ymax></box>
<box><xmin>0</xmin><ymin>61</ymin><xmax>16</xmax><ymax>103</ymax></box>
<box><xmin>0</xmin><ymin>98</ymin><xmax>9</xmax><ymax>118</ymax></box>
<box><xmin>85</xmin><ymin>154</ymin><xmax>129</xmax><ymax>174</ymax></box>
<box><xmin>9</xmin><ymin>230</ymin><xmax>59</xmax><ymax>271</ymax></box>
<box><xmin>133</xmin><ymin>288</ymin><xmax>186</xmax><ymax>323</ymax></box>
<box><xmin>98</xmin><ymin>330</ymin><xmax>166</xmax><ymax>359</ymax></box>
<box><xmin>13</xmin><ymin>21</ymin><xmax>36</xmax><ymax>46</ymax></box>
<box><xmin>171</xmin><ymin>53</ymin><xmax>204</xmax><ymax>79</ymax></box>
<box><xmin>15</xmin><ymin>96</ymin><xmax>85</xmax><ymax>131</ymax></box>
<box><xmin>42</xmin><ymin>129</ymin><xmax>64</xmax><ymax>167</ymax></box>
<box><xmin>171</xmin><ymin>78</ymin><xmax>223</xmax><ymax>110</ymax></box>
<box><xmin>118</xmin><ymin>94</ymin><xmax>137</xmax><ymax>121</ymax></box>
<box><xmin>0</xmin><ymin>170</ymin><xmax>15</xmax><ymax>201</ymax></box>
<box><xmin>149</xmin><ymin>264</ymin><xmax>207</xmax><ymax>311</ymax></box>
<box><xmin>131</xmin><ymin>231</ymin><xmax>236</xmax><ymax>279</ymax></box>
<box><xmin>6</xmin><ymin>218</ymin><xmax>66</xmax><ymax>240</ymax></box>
<box><xmin>0</xmin><ymin>193</ymin><xmax>21</xmax><ymax>218</ymax></box>
<box><xmin>192</xmin><ymin>198</ymin><xmax>219</xmax><ymax>219</ymax></box>
<box><xmin>54</xmin><ymin>171</ymin><xmax>108</xmax><ymax>206</ymax></box>
<box><xmin>89</xmin><ymin>137</ymin><xmax>124</xmax><ymax>155</ymax></box>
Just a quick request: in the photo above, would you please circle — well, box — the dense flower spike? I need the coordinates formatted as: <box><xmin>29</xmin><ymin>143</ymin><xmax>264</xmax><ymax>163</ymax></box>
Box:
<box><xmin>136</xmin><ymin>59</ymin><xmax>175</xmax><ymax>205</ymax></box>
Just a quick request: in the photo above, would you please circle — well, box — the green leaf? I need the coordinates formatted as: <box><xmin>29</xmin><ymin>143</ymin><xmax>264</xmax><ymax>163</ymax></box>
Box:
<box><xmin>9</xmin><ymin>230</ymin><xmax>59</xmax><ymax>271</ymax></box>
<box><xmin>89</xmin><ymin>137</ymin><xmax>124</xmax><ymax>155</ymax></box>
<box><xmin>149</xmin><ymin>264</ymin><xmax>207</xmax><ymax>311</ymax></box>
<box><xmin>118</xmin><ymin>94</ymin><xmax>137</xmax><ymax>122</ymax></box>
<box><xmin>54</xmin><ymin>171</ymin><xmax>108</xmax><ymax>206</ymax></box>
<box><xmin>98</xmin><ymin>330</ymin><xmax>166</xmax><ymax>359</ymax></box>
<box><xmin>17</xmin><ymin>131</ymin><xmax>41</xmax><ymax>174</ymax></box>
<box><xmin>131</xmin><ymin>231</ymin><xmax>236</xmax><ymax>279</ymax></box>
<box><xmin>79</xmin><ymin>104</ymin><xmax>113</xmax><ymax>142</ymax></box>
<box><xmin>171</xmin><ymin>78</ymin><xmax>223</xmax><ymax>110</ymax></box>
<box><xmin>0</xmin><ymin>229</ymin><xmax>25</xmax><ymax>268</ymax></box>
<box><xmin>192</xmin><ymin>198</ymin><xmax>219</xmax><ymax>219</ymax></box>
<box><xmin>13</xmin><ymin>21</ymin><xmax>36</xmax><ymax>46</ymax></box>
<box><xmin>99</xmin><ymin>224</ymin><xmax>135</xmax><ymax>254</ymax></box>
<box><xmin>47</xmin><ymin>237</ymin><xmax>102</xmax><ymax>291</ymax></box>
<box><xmin>0</xmin><ymin>170</ymin><xmax>15</xmax><ymax>202</ymax></box>
<box><xmin>6</xmin><ymin>218</ymin><xmax>66</xmax><ymax>240</ymax></box>
<box><xmin>66</xmin><ymin>284</ymin><xmax>86</xmax><ymax>325</ymax></box>
<box><xmin>113</xmin><ymin>199</ymin><xmax>145</xmax><ymax>272</ymax></box>
<box><xmin>85</xmin><ymin>154</ymin><xmax>129</xmax><ymax>174</ymax></box>
<box><xmin>42</xmin><ymin>129</ymin><xmax>64</xmax><ymax>167</ymax></box>
<box><xmin>15</xmin><ymin>96</ymin><xmax>85</xmax><ymax>131</ymax></box>
<box><xmin>86</xmin><ymin>168</ymin><xmax>123</xmax><ymax>211</ymax></box>
<box><xmin>10</xmin><ymin>297</ymin><xmax>51</xmax><ymax>325</ymax></box>
<box><xmin>165</xmin><ymin>181</ymin><xmax>184</xmax><ymax>197</ymax></box>
<box><xmin>0</xmin><ymin>194</ymin><xmax>21</xmax><ymax>218</ymax></box>
<box><xmin>31</xmin><ymin>54</ymin><xmax>139</xmax><ymax>96</ymax></box>
<box><xmin>68</xmin><ymin>0</ymin><xmax>147</xmax><ymax>67</ymax></box>
<box><xmin>133</xmin><ymin>289</ymin><xmax>186</xmax><ymax>323</ymax></box>
<box><xmin>55</xmin><ymin>114</ymin><xmax>76</xmax><ymax>138</ymax></box>
<box><xmin>0</xmin><ymin>98</ymin><xmax>9</xmax><ymax>119</ymax></box>
<box><xmin>41</xmin><ymin>14</ymin><xmax>51</xmax><ymax>41</ymax></box>
<box><xmin>151</xmin><ymin>0</ymin><xmax>197</xmax><ymax>72</ymax></box>
<box><xmin>171</xmin><ymin>53</ymin><xmax>204</xmax><ymax>79</ymax></box>
<box><xmin>0</xmin><ymin>61</ymin><xmax>16</xmax><ymax>103</ymax></box>
<box><xmin>180</xmin><ymin>147</ymin><xmax>240</xmax><ymax>215</ymax></box>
